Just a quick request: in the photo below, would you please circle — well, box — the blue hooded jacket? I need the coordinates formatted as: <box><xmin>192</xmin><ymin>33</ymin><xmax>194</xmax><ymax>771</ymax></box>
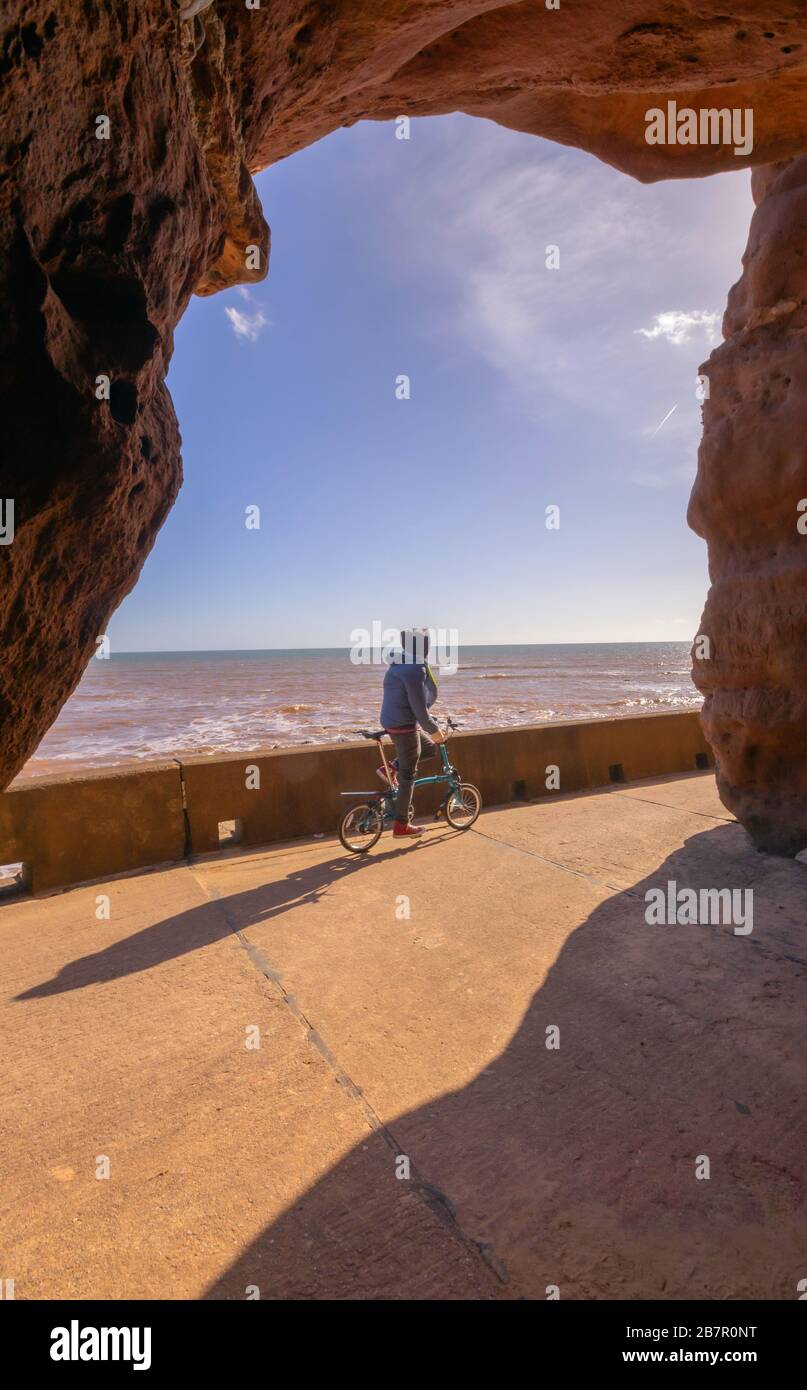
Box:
<box><xmin>380</xmin><ymin>650</ymin><xmax>439</xmax><ymax>734</ymax></box>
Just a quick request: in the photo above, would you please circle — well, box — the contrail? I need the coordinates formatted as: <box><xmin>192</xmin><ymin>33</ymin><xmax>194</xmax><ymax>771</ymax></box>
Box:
<box><xmin>650</xmin><ymin>403</ymin><xmax>678</xmax><ymax>437</ymax></box>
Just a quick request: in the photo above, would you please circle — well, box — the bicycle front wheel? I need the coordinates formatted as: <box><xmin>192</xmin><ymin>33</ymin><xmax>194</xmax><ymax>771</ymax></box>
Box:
<box><xmin>444</xmin><ymin>783</ymin><xmax>481</xmax><ymax>829</ymax></box>
<box><xmin>339</xmin><ymin>801</ymin><xmax>384</xmax><ymax>852</ymax></box>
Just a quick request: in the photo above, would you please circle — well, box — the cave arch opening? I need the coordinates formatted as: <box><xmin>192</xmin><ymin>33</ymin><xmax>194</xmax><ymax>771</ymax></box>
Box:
<box><xmin>18</xmin><ymin>115</ymin><xmax>754</xmax><ymax>802</ymax></box>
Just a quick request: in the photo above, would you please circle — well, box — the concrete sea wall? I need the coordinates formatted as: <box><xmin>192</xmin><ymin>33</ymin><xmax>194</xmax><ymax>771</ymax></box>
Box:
<box><xmin>0</xmin><ymin>711</ymin><xmax>712</xmax><ymax>895</ymax></box>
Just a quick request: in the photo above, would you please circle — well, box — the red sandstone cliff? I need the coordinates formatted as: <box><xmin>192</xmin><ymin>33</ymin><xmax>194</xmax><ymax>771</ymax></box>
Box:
<box><xmin>2</xmin><ymin>1</ymin><xmax>807</xmax><ymax>847</ymax></box>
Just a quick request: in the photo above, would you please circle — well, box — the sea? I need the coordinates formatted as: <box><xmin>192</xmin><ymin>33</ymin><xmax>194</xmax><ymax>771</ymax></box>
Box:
<box><xmin>14</xmin><ymin>643</ymin><xmax>701</xmax><ymax>781</ymax></box>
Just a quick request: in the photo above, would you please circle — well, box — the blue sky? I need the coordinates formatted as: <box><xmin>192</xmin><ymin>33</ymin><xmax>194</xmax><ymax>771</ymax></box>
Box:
<box><xmin>108</xmin><ymin>114</ymin><xmax>753</xmax><ymax>651</ymax></box>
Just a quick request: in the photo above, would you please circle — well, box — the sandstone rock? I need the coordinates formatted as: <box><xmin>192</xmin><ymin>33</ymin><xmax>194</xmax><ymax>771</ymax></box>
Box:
<box><xmin>689</xmin><ymin>154</ymin><xmax>807</xmax><ymax>853</ymax></box>
<box><xmin>233</xmin><ymin>2</ymin><xmax>807</xmax><ymax>182</ymax></box>
<box><xmin>2</xmin><ymin>1</ymin><xmax>807</xmax><ymax>851</ymax></box>
<box><xmin>0</xmin><ymin>2</ymin><xmax>267</xmax><ymax>782</ymax></box>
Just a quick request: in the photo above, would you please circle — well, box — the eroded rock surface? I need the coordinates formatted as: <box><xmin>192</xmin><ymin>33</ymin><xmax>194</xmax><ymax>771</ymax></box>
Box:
<box><xmin>0</xmin><ymin>3</ymin><xmax>268</xmax><ymax>780</ymax></box>
<box><xmin>233</xmin><ymin>1</ymin><xmax>807</xmax><ymax>181</ymax></box>
<box><xmin>2</xmin><ymin>1</ymin><xmax>807</xmax><ymax>846</ymax></box>
<box><xmin>689</xmin><ymin>155</ymin><xmax>807</xmax><ymax>853</ymax></box>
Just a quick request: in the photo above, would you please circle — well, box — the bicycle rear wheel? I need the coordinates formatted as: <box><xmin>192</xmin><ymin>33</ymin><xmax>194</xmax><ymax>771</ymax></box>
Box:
<box><xmin>339</xmin><ymin>801</ymin><xmax>384</xmax><ymax>852</ymax></box>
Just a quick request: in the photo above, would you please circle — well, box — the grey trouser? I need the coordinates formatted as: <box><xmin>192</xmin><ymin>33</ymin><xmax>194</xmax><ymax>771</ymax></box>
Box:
<box><xmin>389</xmin><ymin>729</ymin><xmax>438</xmax><ymax>822</ymax></box>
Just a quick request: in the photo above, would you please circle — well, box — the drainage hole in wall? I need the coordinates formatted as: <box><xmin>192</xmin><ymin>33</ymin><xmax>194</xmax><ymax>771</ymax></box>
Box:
<box><xmin>218</xmin><ymin>820</ymin><xmax>243</xmax><ymax>847</ymax></box>
<box><xmin>608</xmin><ymin>763</ymin><xmax>626</xmax><ymax>784</ymax></box>
<box><xmin>0</xmin><ymin>862</ymin><xmax>30</xmax><ymax>898</ymax></box>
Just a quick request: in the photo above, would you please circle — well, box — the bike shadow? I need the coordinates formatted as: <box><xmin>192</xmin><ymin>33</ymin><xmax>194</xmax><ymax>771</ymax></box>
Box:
<box><xmin>14</xmin><ymin>830</ymin><xmax>459</xmax><ymax>1000</ymax></box>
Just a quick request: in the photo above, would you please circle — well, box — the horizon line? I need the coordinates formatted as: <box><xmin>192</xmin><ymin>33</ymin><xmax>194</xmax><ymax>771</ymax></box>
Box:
<box><xmin>109</xmin><ymin>638</ymin><xmax>695</xmax><ymax>656</ymax></box>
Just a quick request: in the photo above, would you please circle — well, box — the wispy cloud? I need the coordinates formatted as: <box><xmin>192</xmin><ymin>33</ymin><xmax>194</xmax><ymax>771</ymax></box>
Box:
<box><xmin>394</xmin><ymin>143</ymin><xmax>649</xmax><ymax>409</ymax></box>
<box><xmin>634</xmin><ymin>310</ymin><xmax>720</xmax><ymax>346</ymax></box>
<box><xmin>224</xmin><ymin>290</ymin><xmax>268</xmax><ymax>343</ymax></box>
<box><xmin>384</xmin><ymin>124</ymin><xmax>746</xmax><ymax>429</ymax></box>
<box><xmin>378</xmin><ymin>121</ymin><xmax>750</xmax><ymax>497</ymax></box>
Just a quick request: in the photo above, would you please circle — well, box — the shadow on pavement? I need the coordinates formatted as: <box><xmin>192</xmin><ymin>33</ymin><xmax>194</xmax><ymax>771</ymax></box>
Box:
<box><xmin>14</xmin><ymin>832</ymin><xmax>458</xmax><ymax>999</ymax></box>
<box><xmin>201</xmin><ymin>821</ymin><xmax>807</xmax><ymax>1300</ymax></box>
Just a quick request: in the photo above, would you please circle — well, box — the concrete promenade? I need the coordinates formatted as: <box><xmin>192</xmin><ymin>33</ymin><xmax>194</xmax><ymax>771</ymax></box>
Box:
<box><xmin>1</xmin><ymin>771</ymin><xmax>805</xmax><ymax>1300</ymax></box>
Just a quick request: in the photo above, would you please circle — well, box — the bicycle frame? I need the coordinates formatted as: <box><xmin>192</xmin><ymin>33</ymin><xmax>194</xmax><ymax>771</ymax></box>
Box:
<box><xmin>412</xmin><ymin>740</ymin><xmax>459</xmax><ymax>790</ymax></box>
<box><xmin>378</xmin><ymin>739</ymin><xmax>461</xmax><ymax>820</ymax></box>
<box><xmin>340</xmin><ymin>737</ymin><xmax>461</xmax><ymax>811</ymax></box>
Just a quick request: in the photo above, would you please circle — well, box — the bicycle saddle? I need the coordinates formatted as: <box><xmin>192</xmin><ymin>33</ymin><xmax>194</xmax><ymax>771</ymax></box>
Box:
<box><xmin>357</xmin><ymin>728</ymin><xmax>385</xmax><ymax>741</ymax></box>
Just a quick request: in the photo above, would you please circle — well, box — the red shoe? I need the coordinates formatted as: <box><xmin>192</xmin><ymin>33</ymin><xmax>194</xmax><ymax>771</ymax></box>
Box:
<box><xmin>393</xmin><ymin>820</ymin><xmax>423</xmax><ymax>838</ymax></box>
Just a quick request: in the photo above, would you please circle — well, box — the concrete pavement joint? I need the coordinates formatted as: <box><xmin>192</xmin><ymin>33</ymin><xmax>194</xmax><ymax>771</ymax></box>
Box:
<box><xmin>470</xmin><ymin>824</ymin><xmax>632</xmax><ymax>896</ymax></box>
<box><xmin>617</xmin><ymin>791</ymin><xmax>735</xmax><ymax>823</ymax></box>
<box><xmin>188</xmin><ymin>866</ymin><xmax>509</xmax><ymax>1292</ymax></box>
<box><xmin>469</xmin><ymin>827</ymin><xmax>807</xmax><ymax>970</ymax></box>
